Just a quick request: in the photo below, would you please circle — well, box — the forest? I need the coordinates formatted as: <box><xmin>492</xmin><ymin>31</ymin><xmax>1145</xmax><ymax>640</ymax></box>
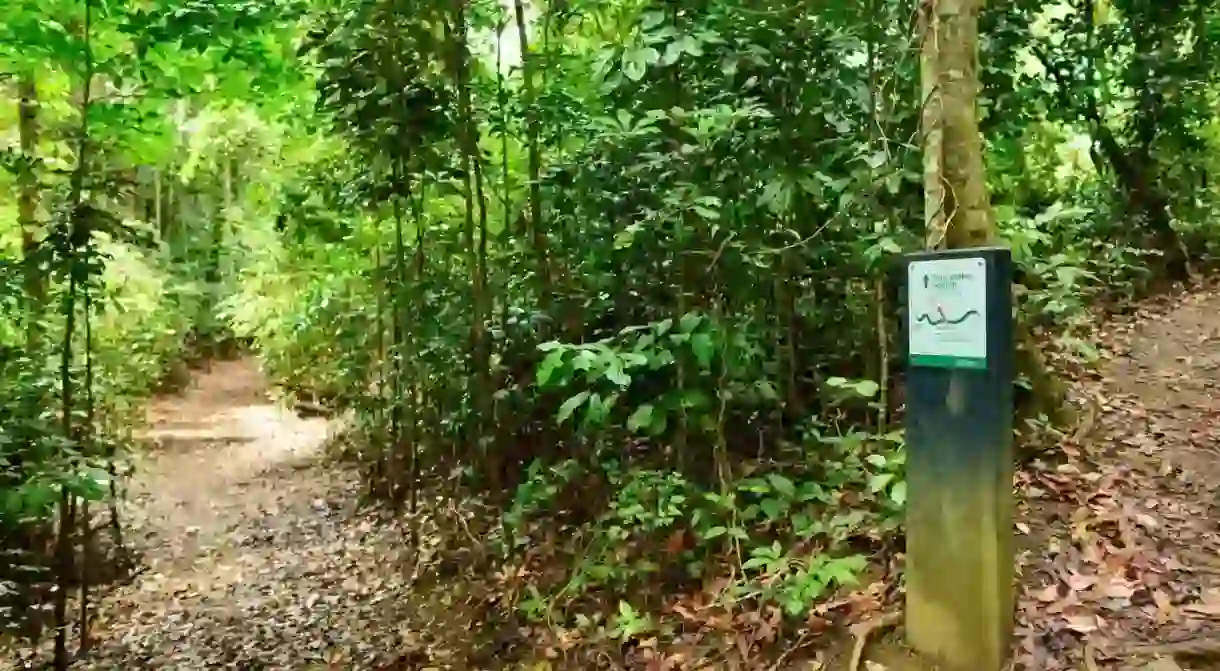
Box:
<box><xmin>2</xmin><ymin>0</ymin><xmax>1220</xmax><ymax>668</ymax></box>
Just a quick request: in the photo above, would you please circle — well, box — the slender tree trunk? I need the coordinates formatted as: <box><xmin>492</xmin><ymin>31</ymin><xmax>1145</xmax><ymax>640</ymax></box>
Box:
<box><xmin>18</xmin><ymin>75</ymin><xmax>43</xmax><ymax>332</ymax></box>
<box><xmin>77</xmin><ymin>286</ymin><xmax>95</xmax><ymax>654</ymax></box>
<box><xmin>921</xmin><ymin>0</ymin><xmax>1068</xmax><ymax>428</ymax></box>
<box><xmin>153</xmin><ymin>169</ymin><xmax>163</xmax><ymax>237</ymax></box>
<box><xmin>390</xmin><ymin>160</ymin><xmax>410</xmax><ymax>505</ymax></box>
<box><xmin>164</xmin><ymin>164</ymin><xmax>176</xmax><ymax>242</ymax></box>
<box><xmin>372</xmin><ymin>217</ymin><xmax>388</xmax><ymax>498</ymax></box>
<box><xmin>921</xmin><ymin>0</ymin><xmax>990</xmax><ymax>249</ymax></box>
<box><xmin>452</xmin><ymin>0</ymin><xmax>497</xmax><ymax>491</ymax></box>
<box><xmin>14</xmin><ymin>77</ymin><xmax>45</xmax><ymax>631</ymax></box>
<box><xmin>513</xmin><ymin>0</ymin><xmax>551</xmax><ymax>314</ymax></box>
<box><xmin>55</xmin><ymin>7</ymin><xmax>94</xmax><ymax>664</ymax></box>
<box><xmin>920</xmin><ymin>0</ymin><xmax>946</xmax><ymax>249</ymax></box>
<box><xmin>411</xmin><ymin>183</ymin><xmax>427</xmax><ymax>510</ymax></box>
<box><xmin>473</xmin><ymin>156</ymin><xmax>497</xmax><ymax>488</ymax></box>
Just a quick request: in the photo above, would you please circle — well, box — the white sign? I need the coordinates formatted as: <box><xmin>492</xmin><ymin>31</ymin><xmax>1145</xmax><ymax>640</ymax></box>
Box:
<box><xmin>908</xmin><ymin>257</ymin><xmax>987</xmax><ymax>369</ymax></box>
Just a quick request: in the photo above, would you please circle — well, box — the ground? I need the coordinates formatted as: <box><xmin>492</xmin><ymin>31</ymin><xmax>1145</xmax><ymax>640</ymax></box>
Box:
<box><xmin>12</xmin><ymin>285</ymin><xmax>1220</xmax><ymax>670</ymax></box>
<box><xmin>1008</xmin><ymin>285</ymin><xmax>1220</xmax><ymax>671</ymax></box>
<box><xmin>76</xmin><ymin>359</ymin><xmax>426</xmax><ymax>670</ymax></box>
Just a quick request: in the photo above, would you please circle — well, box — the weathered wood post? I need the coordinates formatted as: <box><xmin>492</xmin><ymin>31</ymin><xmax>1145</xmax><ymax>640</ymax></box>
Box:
<box><xmin>903</xmin><ymin>246</ymin><xmax>1015</xmax><ymax>670</ymax></box>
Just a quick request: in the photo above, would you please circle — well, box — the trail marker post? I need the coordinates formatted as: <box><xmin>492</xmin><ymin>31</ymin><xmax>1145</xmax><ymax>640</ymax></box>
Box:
<box><xmin>903</xmin><ymin>247</ymin><xmax>1015</xmax><ymax>670</ymax></box>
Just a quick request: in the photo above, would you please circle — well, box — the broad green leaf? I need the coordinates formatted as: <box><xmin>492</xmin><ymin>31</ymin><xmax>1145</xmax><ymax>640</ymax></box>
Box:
<box><xmin>889</xmin><ymin>481</ymin><xmax>907</xmax><ymax>506</ymax></box>
<box><xmin>627</xmin><ymin>403</ymin><xmax>655</xmax><ymax>432</ymax></box>
<box><xmin>822</xmin><ymin>555</ymin><xmax>866</xmax><ymax>586</ymax></box>
<box><xmin>760</xmin><ymin>497</ymin><xmax>784</xmax><ymax>520</ymax></box>
<box><xmin>690</xmin><ymin>333</ymin><xmax>714</xmax><ymax>368</ymax></box>
<box><xmin>557</xmin><ymin>391</ymin><xmax>590</xmax><ymax>424</ymax></box>
<box><xmin>868</xmin><ymin>473</ymin><xmax>895</xmax><ymax>493</ymax></box>
<box><xmin>604</xmin><ymin>361</ymin><xmax>631</xmax><ymax>388</ymax></box>
<box><xmin>766</xmin><ymin>473</ymin><xmax>796</xmax><ymax>498</ymax></box>
<box><xmin>742</xmin><ymin>556</ymin><xmax>769</xmax><ymax>571</ymax></box>
<box><xmin>572</xmin><ymin>349</ymin><xmax>598</xmax><ymax>371</ymax></box>
<box><xmin>621</xmin><ymin>48</ymin><xmax>647</xmax><ymax>81</ymax></box>
<box><xmin>537</xmin><ymin>349</ymin><xmax>565</xmax><ymax>387</ymax></box>
<box><xmin>679</xmin><ymin>312</ymin><xmax>701</xmax><ymax>333</ymax></box>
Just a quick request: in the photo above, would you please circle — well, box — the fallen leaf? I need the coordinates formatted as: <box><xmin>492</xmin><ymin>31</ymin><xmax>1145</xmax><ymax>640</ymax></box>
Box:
<box><xmin>1034</xmin><ymin>584</ymin><xmax>1060</xmax><ymax>603</ymax></box>
<box><xmin>1183</xmin><ymin>602</ymin><xmax>1220</xmax><ymax>616</ymax></box>
<box><xmin>1063</xmin><ymin>610</ymin><xmax>1103</xmax><ymax>634</ymax></box>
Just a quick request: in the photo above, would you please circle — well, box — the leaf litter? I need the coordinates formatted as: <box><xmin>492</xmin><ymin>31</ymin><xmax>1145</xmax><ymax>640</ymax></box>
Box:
<box><xmin>22</xmin><ymin>359</ymin><xmax>489</xmax><ymax>671</ymax></box>
<box><xmin>1014</xmin><ymin>282</ymin><xmax>1220</xmax><ymax>671</ymax></box>
<box><xmin>13</xmin><ymin>284</ymin><xmax>1220</xmax><ymax>671</ymax></box>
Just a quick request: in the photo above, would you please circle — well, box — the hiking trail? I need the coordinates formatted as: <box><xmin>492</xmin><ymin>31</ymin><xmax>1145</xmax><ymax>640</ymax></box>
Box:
<box><xmin>61</xmin><ymin>285</ymin><xmax>1220</xmax><ymax>670</ymax></box>
<box><xmin>1009</xmin><ymin>285</ymin><xmax>1220</xmax><ymax>671</ymax></box>
<box><xmin>79</xmin><ymin>359</ymin><xmax>426</xmax><ymax>670</ymax></box>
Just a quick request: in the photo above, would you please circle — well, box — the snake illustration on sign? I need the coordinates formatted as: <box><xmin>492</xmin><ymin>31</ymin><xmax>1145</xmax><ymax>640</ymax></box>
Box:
<box><xmin>908</xmin><ymin>257</ymin><xmax>987</xmax><ymax>369</ymax></box>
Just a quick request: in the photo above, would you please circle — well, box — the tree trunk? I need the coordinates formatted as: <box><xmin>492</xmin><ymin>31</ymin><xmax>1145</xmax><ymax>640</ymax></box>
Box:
<box><xmin>921</xmin><ymin>0</ymin><xmax>1069</xmax><ymax>428</ymax></box>
<box><xmin>17</xmin><ymin>74</ymin><xmax>43</xmax><ymax>328</ymax></box>
<box><xmin>921</xmin><ymin>0</ymin><xmax>991</xmax><ymax>249</ymax></box>
<box><xmin>13</xmin><ymin>74</ymin><xmax>46</xmax><ymax>640</ymax></box>
<box><xmin>513</xmin><ymin>0</ymin><xmax>551</xmax><ymax>315</ymax></box>
<box><xmin>452</xmin><ymin>0</ymin><xmax>499</xmax><ymax>493</ymax></box>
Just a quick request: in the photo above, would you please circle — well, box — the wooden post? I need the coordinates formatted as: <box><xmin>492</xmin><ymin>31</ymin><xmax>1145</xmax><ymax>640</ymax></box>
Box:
<box><xmin>903</xmin><ymin>246</ymin><xmax>1015</xmax><ymax>670</ymax></box>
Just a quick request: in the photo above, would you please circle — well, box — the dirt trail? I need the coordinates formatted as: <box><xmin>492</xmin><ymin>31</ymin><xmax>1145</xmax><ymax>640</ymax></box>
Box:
<box><xmin>79</xmin><ymin>359</ymin><xmax>422</xmax><ymax>670</ymax></box>
<box><xmin>64</xmin><ymin>288</ymin><xmax>1220</xmax><ymax>670</ymax></box>
<box><xmin>1012</xmin><ymin>287</ymin><xmax>1220</xmax><ymax>670</ymax></box>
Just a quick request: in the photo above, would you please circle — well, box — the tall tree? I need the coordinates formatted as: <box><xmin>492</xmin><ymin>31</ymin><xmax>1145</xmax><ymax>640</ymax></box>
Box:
<box><xmin>921</xmin><ymin>0</ymin><xmax>993</xmax><ymax>249</ymax></box>
<box><xmin>512</xmin><ymin>0</ymin><xmax>551</xmax><ymax>315</ymax></box>
<box><xmin>922</xmin><ymin>0</ymin><xmax>1067</xmax><ymax>422</ymax></box>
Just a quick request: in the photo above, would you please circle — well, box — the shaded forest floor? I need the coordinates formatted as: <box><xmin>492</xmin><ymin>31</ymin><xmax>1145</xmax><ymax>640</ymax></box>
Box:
<box><xmin>73</xmin><ymin>360</ymin><xmax>429</xmax><ymax>669</ymax></box>
<box><xmin>26</xmin><ymin>283</ymin><xmax>1220</xmax><ymax>670</ymax></box>
<box><xmin>1005</xmin><ymin>284</ymin><xmax>1220</xmax><ymax>671</ymax></box>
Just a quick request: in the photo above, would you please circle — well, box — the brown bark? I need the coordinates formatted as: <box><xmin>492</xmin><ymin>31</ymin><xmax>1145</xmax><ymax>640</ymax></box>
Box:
<box><xmin>921</xmin><ymin>0</ymin><xmax>1070</xmax><ymax>428</ymax></box>
<box><xmin>921</xmin><ymin>0</ymin><xmax>992</xmax><ymax>250</ymax></box>
<box><xmin>451</xmin><ymin>0</ymin><xmax>499</xmax><ymax>492</ymax></box>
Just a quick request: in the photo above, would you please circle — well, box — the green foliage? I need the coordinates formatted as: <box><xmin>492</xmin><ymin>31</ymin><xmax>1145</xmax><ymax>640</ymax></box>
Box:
<box><xmin>5</xmin><ymin>0</ymin><xmax>1220</xmax><ymax>652</ymax></box>
<box><xmin>498</xmin><ymin>418</ymin><xmax>905</xmax><ymax>620</ymax></box>
<box><xmin>204</xmin><ymin>0</ymin><xmax>1220</xmax><ymax>636</ymax></box>
<box><xmin>0</xmin><ymin>0</ymin><xmax>310</xmax><ymax>651</ymax></box>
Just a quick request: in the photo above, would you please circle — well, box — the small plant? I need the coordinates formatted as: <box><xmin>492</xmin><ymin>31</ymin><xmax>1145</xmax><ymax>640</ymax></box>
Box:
<box><xmin>608</xmin><ymin>600</ymin><xmax>653</xmax><ymax>642</ymax></box>
<box><xmin>733</xmin><ymin>542</ymin><xmax>867</xmax><ymax>617</ymax></box>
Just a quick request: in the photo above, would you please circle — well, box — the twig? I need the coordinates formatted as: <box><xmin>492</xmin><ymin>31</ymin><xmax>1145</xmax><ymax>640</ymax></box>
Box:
<box><xmin>1125</xmin><ymin>637</ymin><xmax>1220</xmax><ymax>657</ymax></box>
<box><xmin>1085</xmin><ymin>641</ymin><xmax>1099</xmax><ymax>671</ymax></box>
<box><xmin>848</xmin><ymin>611</ymin><xmax>902</xmax><ymax>671</ymax></box>
<box><xmin>447</xmin><ymin>501</ymin><xmax>480</xmax><ymax>547</ymax></box>
<box><xmin>767</xmin><ymin>630</ymin><xmax>813</xmax><ymax>671</ymax></box>
<box><xmin>704</xmin><ymin>231</ymin><xmax>737</xmax><ymax>273</ymax></box>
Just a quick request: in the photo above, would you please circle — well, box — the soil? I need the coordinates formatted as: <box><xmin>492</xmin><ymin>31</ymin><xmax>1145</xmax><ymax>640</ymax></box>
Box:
<box><xmin>811</xmin><ymin>285</ymin><xmax>1220</xmax><ymax>671</ymax></box>
<box><xmin>68</xmin><ymin>359</ymin><xmax>431</xmax><ymax>670</ymax></box>
<box><xmin>1004</xmin><ymin>286</ymin><xmax>1220</xmax><ymax>670</ymax></box>
<box><xmin>9</xmin><ymin>285</ymin><xmax>1220</xmax><ymax>670</ymax></box>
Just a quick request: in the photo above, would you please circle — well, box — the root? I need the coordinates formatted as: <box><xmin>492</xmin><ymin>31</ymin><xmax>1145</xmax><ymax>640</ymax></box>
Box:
<box><xmin>847</xmin><ymin>611</ymin><xmax>902</xmax><ymax>671</ymax></box>
<box><xmin>1125</xmin><ymin>637</ymin><xmax>1220</xmax><ymax>659</ymax></box>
